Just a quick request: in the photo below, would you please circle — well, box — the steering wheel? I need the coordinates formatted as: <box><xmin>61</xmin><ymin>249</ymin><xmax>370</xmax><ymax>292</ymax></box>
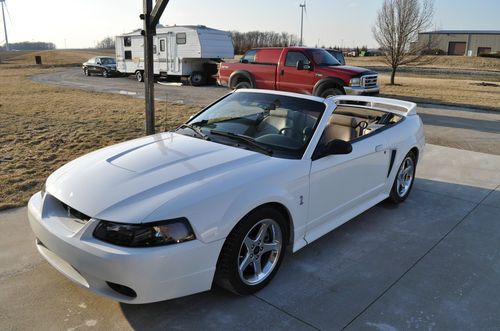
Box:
<box><xmin>355</xmin><ymin>121</ymin><xmax>369</xmax><ymax>130</ymax></box>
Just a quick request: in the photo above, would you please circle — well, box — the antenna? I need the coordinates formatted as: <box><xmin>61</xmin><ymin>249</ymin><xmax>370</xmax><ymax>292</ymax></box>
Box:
<box><xmin>0</xmin><ymin>0</ymin><xmax>8</xmax><ymax>51</ymax></box>
<box><xmin>299</xmin><ymin>1</ymin><xmax>306</xmax><ymax>47</ymax></box>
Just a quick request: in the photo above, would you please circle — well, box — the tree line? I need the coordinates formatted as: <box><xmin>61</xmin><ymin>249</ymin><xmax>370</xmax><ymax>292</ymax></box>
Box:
<box><xmin>231</xmin><ymin>31</ymin><xmax>299</xmax><ymax>54</ymax></box>
<box><xmin>0</xmin><ymin>41</ymin><xmax>56</xmax><ymax>51</ymax></box>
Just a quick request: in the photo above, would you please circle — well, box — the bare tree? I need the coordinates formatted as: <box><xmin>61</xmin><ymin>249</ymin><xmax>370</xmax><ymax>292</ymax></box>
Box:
<box><xmin>373</xmin><ymin>0</ymin><xmax>434</xmax><ymax>84</ymax></box>
<box><xmin>96</xmin><ymin>37</ymin><xmax>115</xmax><ymax>49</ymax></box>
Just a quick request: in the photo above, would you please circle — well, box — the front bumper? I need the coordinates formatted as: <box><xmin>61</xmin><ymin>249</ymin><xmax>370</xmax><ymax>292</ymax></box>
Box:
<box><xmin>344</xmin><ymin>86</ymin><xmax>380</xmax><ymax>95</ymax></box>
<box><xmin>27</xmin><ymin>192</ymin><xmax>224</xmax><ymax>304</ymax></box>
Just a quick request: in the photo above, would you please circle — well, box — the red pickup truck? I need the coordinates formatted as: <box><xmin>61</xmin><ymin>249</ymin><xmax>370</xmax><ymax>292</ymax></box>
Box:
<box><xmin>217</xmin><ymin>47</ymin><xmax>379</xmax><ymax>97</ymax></box>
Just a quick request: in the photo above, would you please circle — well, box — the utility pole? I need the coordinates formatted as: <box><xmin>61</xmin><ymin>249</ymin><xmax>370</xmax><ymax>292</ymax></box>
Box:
<box><xmin>140</xmin><ymin>0</ymin><xmax>170</xmax><ymax>135</ymax></box>
<box><xmin>299</xmin><ymin>2</ymin><xmax>306</xmax><ymax>47</ymax></box>
<box><xmin>0</xmin><ymin>0</ymin><xmax>9</xmax><ymax>51</ymax></box>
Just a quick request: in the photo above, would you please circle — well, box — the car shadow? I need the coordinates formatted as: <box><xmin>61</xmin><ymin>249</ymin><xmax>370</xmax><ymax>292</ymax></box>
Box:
<box><xmin>119</xmin><ymin>178</ymin><xmax>496</xmax><ymax>330</ymax></box>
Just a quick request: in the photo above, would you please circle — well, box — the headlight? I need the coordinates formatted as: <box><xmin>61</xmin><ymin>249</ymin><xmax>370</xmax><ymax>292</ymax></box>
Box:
<box><xmin>93</xmin><ymin>218</ymin><xmax>195</xmax><ymax>247</ymax></box>
<box><xmin>350</xmin><ymin>78</ymin><xmax>361</xmax><ymax>87</ymax></box>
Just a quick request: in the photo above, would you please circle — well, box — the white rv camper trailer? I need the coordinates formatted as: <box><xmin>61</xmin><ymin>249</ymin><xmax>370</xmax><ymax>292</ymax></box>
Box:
<box><xmin>115</xmin><ymin>25</ymin><xmax>234</xmax><ymax>86</ymax></box>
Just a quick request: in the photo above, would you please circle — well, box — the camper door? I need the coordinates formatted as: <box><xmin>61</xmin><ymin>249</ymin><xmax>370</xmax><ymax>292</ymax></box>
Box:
<box><xmin>158</xmin><ymin>37</ymin><xmax>167</xmax><ymax>73</ymax></box>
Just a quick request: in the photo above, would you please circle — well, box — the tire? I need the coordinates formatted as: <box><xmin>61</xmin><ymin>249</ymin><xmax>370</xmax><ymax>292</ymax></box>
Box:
<box><xmin>102</xmin><ymin>69</ymin><xmax>109</xmax><ymax>78</ymax></box>
<box><xmin>215</xmin><ymin>207</ymin><xmax>287</xmax><ymax>295</ymax></box>
<box><xmin>234</xmin><ymin>81</ymin><xmax>252</xmax><ymax>90</ymax></box>
<box><xmin>135</xmin><ymin>71</ymin><xmax>144</xmax><ymax>82</ymax></box>
<box><xmin>389</xmin><ymin>151</ymin><xmax>417</xmax><ymax>203</ymax></box>
<box><xmin>189</xmin><ymin>71</ymin><xmax>207</xmax><ymax>86</ymax></box>
<box><xmin>320</xmin><ymin>87</ymin><xmax>344</xmax><ymax>98</ymax></box>
<box><xmin>84</xmin><ymin>68</ymin><xmax>90</xmax><ymax>76</ymax></box>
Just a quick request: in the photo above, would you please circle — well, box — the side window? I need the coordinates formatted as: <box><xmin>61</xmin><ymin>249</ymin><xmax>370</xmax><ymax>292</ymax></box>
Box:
<box><xmin>285</xmin><ymin>51</ymin><xmax>310</xmax><ymax>67</ymax></box>
<box><xmin>124</xmin><ymin>51</ymin><xmax>132</xmax><ymax>60</ymax></box>
<box><xmin>160</xmin><ymin>39</ymin><xmax>165</xmax><ymax>52</ymax></box>
<box><xmin>124</xmin><ymin>37</ymin><xmax>132</xmax><ymax>47</ymax></box>
<box><xmin>176</xmin><ymin>33</ymin><xmax>186</xmax><ymax>45</ymax></box>
<box><xmin>241</xmin><ymin>50</ymin><xmax>256</xmax><ymax>63</ymax></box>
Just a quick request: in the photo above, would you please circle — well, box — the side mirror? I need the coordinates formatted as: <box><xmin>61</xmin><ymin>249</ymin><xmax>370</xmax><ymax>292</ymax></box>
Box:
<box><xmin>240</xmin><ymin>59</ymin><xmax>249</xmax><ymax>63</ymax></box>
<box><xmin>325</xmin><ymin>139</ymin><xmax>352</xmax><ymax>155</ymax></box>
<box><xmin>296</xmin><ymin>60</ymin><xmax>312</xmax><ymax>71</ymax></box>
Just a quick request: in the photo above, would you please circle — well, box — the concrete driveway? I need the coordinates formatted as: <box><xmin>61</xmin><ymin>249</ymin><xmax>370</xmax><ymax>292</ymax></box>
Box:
<box><xmin>1</xmin><ymin>144</ymin><xmax>499</xmax><ymax>330</ymax></box>
<box><xmin>31</xmin><ymin>68</ymin><xmax>500</xmax><ymax>155</ymax></box>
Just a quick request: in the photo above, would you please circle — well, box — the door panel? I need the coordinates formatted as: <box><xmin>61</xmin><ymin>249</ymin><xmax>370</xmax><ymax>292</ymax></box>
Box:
<box><xmin>307</xmin><ymin>133</ymin><xmax>390</xmax><ymax>236</ymax></box>
<box><xmin>277</xmin><ymin>50</ymin><xmax>316</xmax><ymax>94</ymax></box>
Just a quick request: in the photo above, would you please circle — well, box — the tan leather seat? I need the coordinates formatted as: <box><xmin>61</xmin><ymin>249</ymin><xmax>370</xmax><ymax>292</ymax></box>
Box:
<box><xmin>257</xmin><ymin>109</ymin><xmax>293</xmax><ymax>136</ymax></box>
<box><xmin>323</xmin><ymin>114</ymin><xmax>359</xmax><ymax>142</ymax></box>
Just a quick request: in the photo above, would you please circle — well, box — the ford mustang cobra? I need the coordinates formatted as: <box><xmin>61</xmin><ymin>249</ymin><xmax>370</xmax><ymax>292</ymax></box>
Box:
<box><xmin>28</xmin><ymin>90</ymin><xmax>425</xmax><ymax>303</ymax></box>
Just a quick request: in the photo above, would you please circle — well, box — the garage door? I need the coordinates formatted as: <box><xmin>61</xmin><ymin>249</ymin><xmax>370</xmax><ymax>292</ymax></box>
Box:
<box><xmin>448</xmin><ymin>42</ymin><xmax>466</xmax><ymax>56</ymax></box>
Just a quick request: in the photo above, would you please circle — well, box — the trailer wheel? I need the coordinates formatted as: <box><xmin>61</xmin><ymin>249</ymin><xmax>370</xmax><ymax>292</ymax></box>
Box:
<box><xmin>189</xmin><ymin>71</ymin><xmax>207</xmax><ymax>86</ymax></box>
<box><xmin>135</xmin><ymin>71</ymin><xmax>144</xmax><ymax>82</ymax></box>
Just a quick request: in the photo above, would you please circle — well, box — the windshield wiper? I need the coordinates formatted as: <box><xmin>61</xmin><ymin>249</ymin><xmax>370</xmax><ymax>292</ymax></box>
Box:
<box><xmin>177</xmin><ymin>124</ymin><xmax>210</xmax><ymax>140</ymax></box>
<box><xmin>210</xmin><ymin>130</ymin><xmax>273</xmax><ymax>156</ymax></box>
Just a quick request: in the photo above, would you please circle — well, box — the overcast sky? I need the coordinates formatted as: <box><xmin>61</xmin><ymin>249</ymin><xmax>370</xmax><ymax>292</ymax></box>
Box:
<box><xmin>1</xmin><ymin>0</ymin><xmax>499</xmax><ymax>49</ymax></box>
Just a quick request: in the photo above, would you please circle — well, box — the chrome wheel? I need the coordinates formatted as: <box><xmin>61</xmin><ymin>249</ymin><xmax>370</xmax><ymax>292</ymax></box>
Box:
<box><xmin>396</xmin><ymin>156</ymin><xmax>414</xmax><ymax>197</ymax></box>
<box><xmin>238</xmin><ymin>219</ymin><xmax>282</xmax><ymax>285</ymax></box>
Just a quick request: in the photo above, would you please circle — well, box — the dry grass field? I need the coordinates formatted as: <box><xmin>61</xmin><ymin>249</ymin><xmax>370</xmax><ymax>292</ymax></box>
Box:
<box><xmin>0</xmin><ymin>49</ymin><xmax>115</xmax><ymax>65</ymax></box>
<box><xmin>0</xmin><ymin>63</ymin><xmax>198</xmax><ymax>210</ymax></box>
<box><xmin>346</xmin><ymin>55</ymin><xmax>500</xmax><ymax>72</ymax></box>
<box><xmin>377</xmin><ymin>74</ymin><xmax>500</xmax><ymax>109</ymax></box>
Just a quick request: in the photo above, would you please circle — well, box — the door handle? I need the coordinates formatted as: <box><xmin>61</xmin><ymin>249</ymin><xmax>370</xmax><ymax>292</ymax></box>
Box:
<box><xmin>280</xmin><ymin>69</ymin><xmax>285</xmax><ymax>76</ymax></box>
<box><xmin>375</xmin><ymin>144</ymin><xmax>385</xmax><ymax>152</ymax></box>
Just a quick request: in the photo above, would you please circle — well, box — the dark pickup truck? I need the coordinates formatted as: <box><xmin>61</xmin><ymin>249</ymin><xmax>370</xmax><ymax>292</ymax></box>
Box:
<box><xmin>217</xmin><ymin>47</ymin><xmax>379</xmax><ymax>97</ymax></box>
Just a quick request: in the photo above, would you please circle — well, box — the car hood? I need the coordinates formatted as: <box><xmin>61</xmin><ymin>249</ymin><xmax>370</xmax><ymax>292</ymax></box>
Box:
<box><xmin>46</xmin><ymin>132</ymin><xmax>268</xmax><ymax>222</ymax></box>
<box><xmin>319</xmin><ymin>65</ymin><xmax>376</xmax><ymax>76</ymax></box>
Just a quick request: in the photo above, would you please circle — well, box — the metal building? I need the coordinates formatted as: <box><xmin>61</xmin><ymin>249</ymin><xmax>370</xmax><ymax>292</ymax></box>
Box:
<box><xmin>417</xmin><ymin>30</ymin><xmax>500</xmax><ymax>56</ymax></box>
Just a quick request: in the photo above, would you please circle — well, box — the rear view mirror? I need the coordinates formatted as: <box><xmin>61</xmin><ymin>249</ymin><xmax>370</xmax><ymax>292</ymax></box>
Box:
<box><xmin>325</xmin><ymin>139</ymin><xmax>352</xmax><ymax>155</ymax></box>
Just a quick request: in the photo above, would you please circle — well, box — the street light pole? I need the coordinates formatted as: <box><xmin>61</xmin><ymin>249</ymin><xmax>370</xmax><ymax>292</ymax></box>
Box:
<box><xmin>1</xmin><ymin>0</ymin><xmax>9</xmax><ymax>51</ymax></box>
<box><xmin>299</xmin><ymin>2</ymin><xmax>306</xmax><ymax>47</ymax></box>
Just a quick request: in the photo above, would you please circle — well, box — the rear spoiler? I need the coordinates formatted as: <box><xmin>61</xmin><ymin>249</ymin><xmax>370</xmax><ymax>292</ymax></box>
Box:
<box><xmin>331</xmin><ymin>95</ymin><xmax>417</xmax><ymax>117</ymax></box>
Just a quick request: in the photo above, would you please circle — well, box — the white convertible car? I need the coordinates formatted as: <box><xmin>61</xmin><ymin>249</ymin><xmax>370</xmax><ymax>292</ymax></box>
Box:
<box><xmin>28</xmin><ymin>89</ymin><xmax>424</xmax><ymax>303</ymax></box>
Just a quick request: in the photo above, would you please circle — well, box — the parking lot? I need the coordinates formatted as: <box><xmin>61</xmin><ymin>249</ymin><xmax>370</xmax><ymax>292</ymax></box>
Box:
<box><xmin>1</xmin><ymin>144</ymin><xmax>499</xmax><ymax>330</ymax></box>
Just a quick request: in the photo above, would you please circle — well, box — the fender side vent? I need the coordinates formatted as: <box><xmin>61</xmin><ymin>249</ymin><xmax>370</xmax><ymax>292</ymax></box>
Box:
<box><xmin>387</xmin><ymin>150</ymin><xmax>397</xmax><ymax>177</ymax></box>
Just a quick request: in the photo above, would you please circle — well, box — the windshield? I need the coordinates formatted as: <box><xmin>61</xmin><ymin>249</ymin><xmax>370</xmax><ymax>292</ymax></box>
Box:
<box><xmin>180</xmin><ymin>92</ymin><xmax>325</xmax><ymax>159</ymax></box>
<box><xmin>306</xmin><ymin>49</ymin><xmax>341</xmax><ymax>66</ymax></box>
<box><xmin>100</xmin><ymin>57</ymin><xmax>116</xmax><ymax>64</ymax></box>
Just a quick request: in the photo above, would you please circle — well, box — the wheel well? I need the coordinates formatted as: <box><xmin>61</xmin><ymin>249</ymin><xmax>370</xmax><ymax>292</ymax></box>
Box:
<box><xmin>245</xmin><ymin>202</ymin><xmax>294</xmax><ymax>247</ymax></box>
<box><xmin>410</xmin><ymin>147</ymin><xmax>419</xmax><ymax>164</ymax></box>
<box><xmin>233</xmin><ymin>75</ymin><xmax>250</xmax><ymax>86</ymax></box>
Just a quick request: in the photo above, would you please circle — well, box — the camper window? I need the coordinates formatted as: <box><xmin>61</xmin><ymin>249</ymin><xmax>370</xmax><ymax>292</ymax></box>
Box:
<box><xmin>176</xmin><ymin>33</ymin><xmax>187</xmax><ymax>45</ymax></box>
<box><xmin>124</xmin><ymin>37</ymin><xmax>132</xmax><ymax>47</ymax></box>
<box><xmin>125</xmin><ymin>51</ymin><xmax>132</xmax><ymax>60</ymax></box>
<box><xmin>160</xmin><ymin>39</ymin><xmax>165</xmax><ymax>52</ymax></box>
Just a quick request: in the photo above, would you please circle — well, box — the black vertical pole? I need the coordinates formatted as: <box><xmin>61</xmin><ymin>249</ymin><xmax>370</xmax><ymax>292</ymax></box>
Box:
<box><xmin>143</xmin><ymin>0</ymin><xmax>155</xmax><ymax>135</ymax></box>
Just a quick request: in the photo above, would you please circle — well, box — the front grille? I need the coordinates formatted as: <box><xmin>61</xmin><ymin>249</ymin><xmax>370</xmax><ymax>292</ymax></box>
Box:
<box><xmin>60</xmin><ymin>201</ymin><xmax>91</xmax><ymax>224</ymax></box>
<box><xmin>361</xmin><ymin>75</ymin><xmax>378</xmax><ymax>88</ymax></box>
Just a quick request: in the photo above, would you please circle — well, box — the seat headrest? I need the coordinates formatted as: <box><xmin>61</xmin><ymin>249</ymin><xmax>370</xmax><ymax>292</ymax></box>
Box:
<box><xmin>329</xmin><ymin>114</ymin><xmax>357</xmax><ymax>127</ymax></box>
<box><xmin>269</xmin><ymin>108</ymin><xmax>288</xmax><ymax>118</ymax></box>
